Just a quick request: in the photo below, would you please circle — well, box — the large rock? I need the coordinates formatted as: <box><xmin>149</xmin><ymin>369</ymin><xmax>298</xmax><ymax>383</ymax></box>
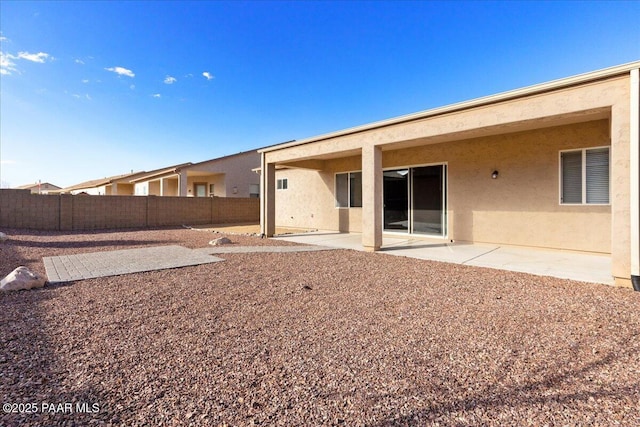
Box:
<box><xmin>1</xmin><ymin>267</ymin><xmax>46</xmax><ymax>292</ymax></box>
<box><xmin>209</xmin><ymin>237</ymin><xmax>232</xmax><ymax>246</ymax></box>
<box><xmin>0</xmin><ymin>232</ymin><xmax>7</xmax><ymax>242</ymax></box>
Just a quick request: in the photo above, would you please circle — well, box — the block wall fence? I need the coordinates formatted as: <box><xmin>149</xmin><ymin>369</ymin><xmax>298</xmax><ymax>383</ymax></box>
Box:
<box><xmin>0</xmin><ymin>189</ymin><xmax>259</xmax><ymax>230</ymax></box>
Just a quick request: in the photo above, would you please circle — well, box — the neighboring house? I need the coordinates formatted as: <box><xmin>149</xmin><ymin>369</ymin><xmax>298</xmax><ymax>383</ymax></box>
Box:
<box><xmin>130</xmin><ymin>150</ymin><xmax>260</xmax><ymax>197</ymax></box>
<box><xmin>58</xmin><ymin>171</ymin><xmax>149</xmax><ymax>195</ymax></box>
<box><xmin>14</xmin><ymin>182</ymin><xmax>61</xmax><ymax>194</ymax></box>
<box><xmin>259</xmin><ymin>61</ymin><xmax>640</xmax><ymax>289</ymax></box>
<box><xmin>125</xmin><ymin>163</ymin><xmax>193</xmax><ymax>196</ymax></box>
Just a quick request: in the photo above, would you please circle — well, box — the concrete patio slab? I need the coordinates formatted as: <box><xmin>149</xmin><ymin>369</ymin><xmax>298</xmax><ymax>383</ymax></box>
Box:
<box><xmin>274</xmin><ymin>231</ymin><xmax>614</xmax><ymax>285</ymax></box>
<box><xmin>464</xmin><ymin>246</ymin><xmax>613</xmax><ymax>285</ymax></box>
<box><xmin>43</xmin><ymin>245</ymin><xmax>224</xmax><ymax>284</ymax></box>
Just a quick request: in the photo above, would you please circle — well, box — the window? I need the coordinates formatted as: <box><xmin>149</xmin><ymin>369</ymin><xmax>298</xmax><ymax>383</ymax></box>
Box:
<box><xmin>335</xmin><ymin>171</ymin><xmax>362</xmax><ymax>207</ymax></box>
<box><xmin>336</xmin><ymin>173</ymin><xmax>348</xmax><ymax>207</ymax></box>
<box><xmin>134</xmin><ymin>182</ymin><xmax>148</xmax><ymax>196</ymax></box>
<box><xmin>277</xmin><ymin>178</ymin><xmax>288</xmax><ymax>190</ymax></box>
<box><xmin>560</xmin><ymin>147</ymin><xmax>609</xmax><ymax>204</ymax></box>
<box><xmin>249</xmin><ymin>184</ymin><xmax>260</xmax><ymax>198</ymax></box>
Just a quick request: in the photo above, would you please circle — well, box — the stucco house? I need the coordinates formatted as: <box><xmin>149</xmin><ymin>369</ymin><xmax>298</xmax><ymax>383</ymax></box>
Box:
<box><xmin>14</xmin><ymin>182</ymin><xmax>61</xmax><ymax>194</ymax></box>
<box><xmin>58</xmin><ymin>171</ymin><xmax>150</xmax><ymax>195</ymax></box>
<box><xmin>130</xmin><ymin>150</ymin><xmax>260</xmax><ymax>198</ymax></box>
<box><xmin>259</xmin><ymin>62</ymin><xmax>640</xmax><ymax>289</ymax></box>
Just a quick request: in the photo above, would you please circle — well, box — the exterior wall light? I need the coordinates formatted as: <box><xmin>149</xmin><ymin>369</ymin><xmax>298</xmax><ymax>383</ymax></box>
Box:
<box><xmin>233</xmin><ymin>186</ymin><xmax>238</xmax><ymax>194</ymax></box>
<box><xmin>491</xmin><ymin>170</ymin><xmax>499</xmax><ymax>179</ymax></box>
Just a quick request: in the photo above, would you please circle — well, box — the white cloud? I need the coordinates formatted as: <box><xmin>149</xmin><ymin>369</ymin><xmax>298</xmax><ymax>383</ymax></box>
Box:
<box><xmin>202</xmin><ymin>71</ymin><xmax>214</xmax><ymax>80</ymax></box>
<box><xmin>17</xmin><ymin>51</ymin><xmax>50</xmax><ymax>63</ymax></box>
<box><xmin>130</xmin><ymin>84</ymin><xmax>135</xmax><ymax>90</ymax></box>
<box><xmin>152</xmin><ymin>93</ymin><xmax>161</xmax><ymax>98</ymax></box>
<box><xmin>82</xmin><ymin>79</ymin><xmax>89</xmax><ymax>83</ymax></box>
<box><xmin>105</xmin><ymin>66</ymin><xmax>135</xmax><ymax>78</ymax></box>
<box><xmin>0</xmin><ymin>52</ymin><xmax>17</xmax><ymax>74</ymax></box>
<box><xmin>75</xmin><ymin>59</ymin><xmax>85</xmax><ymax>65</ymax></box>
<box><xmin>1</xmin><ymin>49</ymin><xmax>52</xmax><ymax>74</ymax></box>
<box><xmin>164</xmin><ymin>75</ymin><xmax>177</xmax><ymax>84</ymax></box>
<box><xmin>0</xmin><ymin>159</ymin><xmax>17</xmax><ymax>165</ymax></box>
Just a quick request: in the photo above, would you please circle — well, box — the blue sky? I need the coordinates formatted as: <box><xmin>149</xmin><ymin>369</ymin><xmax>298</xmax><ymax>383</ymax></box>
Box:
<box><xmin>1</xmin><ymin>1</ymin><xmax>639</xmax><ymax>188</ymax></box>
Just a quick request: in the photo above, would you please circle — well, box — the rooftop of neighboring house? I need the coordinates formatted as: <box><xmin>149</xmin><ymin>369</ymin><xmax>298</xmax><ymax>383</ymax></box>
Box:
<box><xmin>57</xmin><ymin>171</ymin><xmax>148</xmax><ymax>193</ymax></box>
<box><xmin>57</xmin><ymin>148</ymin><xmax>265</xmax><ymax>190</ymax></box>
<box><xmin>14</xmin><ymin>182</ymin><xmax>62</xmax><ymax>191</ymax></box>
<box><xmin>124</xmin><ymin>162</ymin><xmax>194</xmax><ymax>183</ymax></box>
<box><xmin>128</xmin><ymin>150</ymin><xmax>262</xmax><ymax>182</ymax></box>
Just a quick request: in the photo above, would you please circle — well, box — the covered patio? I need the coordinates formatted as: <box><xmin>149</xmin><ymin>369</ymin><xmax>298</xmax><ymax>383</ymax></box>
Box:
<box><xmin>260</xmin><ymin>62</ymin><xmax>639</xmax><ymax>288</ymax></box>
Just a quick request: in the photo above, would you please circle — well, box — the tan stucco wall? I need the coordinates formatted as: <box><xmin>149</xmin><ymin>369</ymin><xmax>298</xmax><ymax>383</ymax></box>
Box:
<box><xmin>113</xmin><ymin>183</ymin><xmax>135</xmax><ymax>195</ymax></box>
<box><xmin>149</xmin><ymin>181</ymin><xmax>161</xmax><ymax>196</ymax></box>
<box><xmin>386</xmin><ymin>120</ymin><xmax>611</xmax><ymax>253</ymax></box>
<box><xmin>211</xmin><ymin>175</ymin><xmax>227</xmax><ymax>197</ymax></box>
<box><xmin>276</xmin><ymin>120</ymin><xmax>612</xmax><ymax>253</ymax></box>
<box><xmin>275</xmin><ymin>158</ymin><xmax>364</xmax><ymax>232</ymax></box>
<box><xmin>160</xmin><ymin>178</ymin><xmax>179</xmax><ymax>196</ymax></box>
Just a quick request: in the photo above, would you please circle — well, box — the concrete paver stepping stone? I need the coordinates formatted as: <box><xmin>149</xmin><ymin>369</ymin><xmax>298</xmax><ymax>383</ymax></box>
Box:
<box><xmin>43</xmin><ymin>245</ymin><xmax>223</xmax><ymax>284</ymax></box>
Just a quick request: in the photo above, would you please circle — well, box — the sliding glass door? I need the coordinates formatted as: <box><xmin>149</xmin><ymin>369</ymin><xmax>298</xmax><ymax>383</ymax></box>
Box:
<box><xmin>383</xmin><ymin>165</ymin><xmax>447</xmax><ymax>236</ymax></box>
<box><xmin>383</xmin><ymin>169</ymin><xmax>409</xmax><ymax>232</ymax></box>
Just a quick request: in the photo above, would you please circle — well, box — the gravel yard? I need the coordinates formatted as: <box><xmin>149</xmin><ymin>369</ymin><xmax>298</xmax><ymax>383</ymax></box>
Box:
<box><xmin>1</xmin><ymin>227</ymin><xmax>639</xmax><ymax>426</ymax></box>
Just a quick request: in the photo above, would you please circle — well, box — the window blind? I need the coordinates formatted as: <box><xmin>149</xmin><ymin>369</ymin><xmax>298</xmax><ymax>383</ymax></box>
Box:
<box><xmin>586</xmin><ymin>148</ymin><xmax>609</xmax><ymax>204</ymax></box>
<box><xmin>561</xmin><ymin>151</ymin><xmax>582</xmax><ymax>203</ymax></box>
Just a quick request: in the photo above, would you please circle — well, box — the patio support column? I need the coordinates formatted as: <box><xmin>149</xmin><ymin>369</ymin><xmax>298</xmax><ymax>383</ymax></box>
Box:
<box><xmin>260</xmin><ymin>152</ymin><xmax>276</xmax><ymax>237</ymax></box>
<box><xmin>159</xmin><ymin>178</ymin><xmax>164</xmax><ymax>196</ymax></box>
<box><xmin>362</xmin><ymin>144</ymin><xmax>382</xmax><ymax>251</ymax></box>
<box><xmin>630</xmin><ymin>68</ymin><xmax>639</xmax><ymax>290</ymax></box>
<box><xmin>178</xmin><ymin>171</ymin><xmax>188</xmax><ymax>197</ymax></box>
<box><xmin>611</xmin><ymin>76</ymin><xmax>634</xmax><ymax>288</ymax></box>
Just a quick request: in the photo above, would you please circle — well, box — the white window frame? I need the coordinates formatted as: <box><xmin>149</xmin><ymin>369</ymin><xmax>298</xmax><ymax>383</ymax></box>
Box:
<box><xmin>335</xmin><ymin>171</ymin><xmax>362</xmax><ymax>208</ymax></box>
<box><xmin>277</xmin><ymin>178</ymin><xmax>288</xmax><ymax>190</ymax></box>
<box><xmin>382</xmin><ymin>162</ymin><xmax>448</xmax><ymax>238</ymax></box>
<box><xmin>559</xmin><ymin>146</ymin><xmax>610</xmax><ymax>206</ymax></box>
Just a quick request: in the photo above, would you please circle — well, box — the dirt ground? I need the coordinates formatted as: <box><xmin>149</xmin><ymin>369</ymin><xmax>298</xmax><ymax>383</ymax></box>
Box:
<box><xmin>1</xmin><ymin>227</ymin><xmax>639</xmax><ymax>426</ymax></box>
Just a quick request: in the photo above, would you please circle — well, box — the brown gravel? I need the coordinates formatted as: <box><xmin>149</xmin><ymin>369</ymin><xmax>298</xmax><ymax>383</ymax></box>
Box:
<box><xmin>1</xmin><ymin>227</ymin><xmax>639</xmax><ymax>426</ymax></box>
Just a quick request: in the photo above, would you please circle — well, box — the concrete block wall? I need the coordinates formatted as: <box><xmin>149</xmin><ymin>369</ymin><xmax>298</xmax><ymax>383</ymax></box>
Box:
<box><xmin>0</xmin><ymin>190</ymin><xmax>259</xmax><ymax>230</ymax></box>
<box><xmin>70</xmin><ymin>195</ymin><xmax>148</xmax><ymax>230</ymax></box>
<box><xmin>0</xmin><ymin>190</ymin><xmax>60</xmax><ymax>229</ymax></box>
<box><xmin>153</xmin><ymin>197</ymin><xmax>213</xmax><ymax>227</ymax></box>
<box><xmin>214</xmin><ymin>197</ymin><xmax>261</xmax><ymax>223</ymax></box>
